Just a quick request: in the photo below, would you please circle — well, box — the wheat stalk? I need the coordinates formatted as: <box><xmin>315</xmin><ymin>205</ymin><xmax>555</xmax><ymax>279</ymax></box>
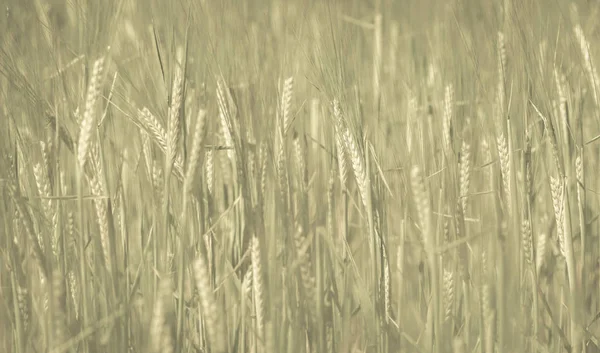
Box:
<box><xmin>373</xmin><ymin>13</ymin><xmax>382</xmax><ymax>106</ymax></box>
<box><xmin>482</xmin><ymin>283</ymin><xmax>495</xmax><ymax>353</ymax></box>
<box><xmin>150</xmin><ymin>276</ymin><xmax>174</xmax><ymax>353</ymax></box>
<box><xmin>406</xmin><ymin>92</ymin><xmax>417</xmax><ymax>154</ymax></box>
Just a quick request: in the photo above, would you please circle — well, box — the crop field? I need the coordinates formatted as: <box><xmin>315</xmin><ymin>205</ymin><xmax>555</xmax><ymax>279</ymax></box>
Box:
<box><xmin>2</xmin><ymin>0</ymin><xmax>600</xmax><ymax>352</ymax></box>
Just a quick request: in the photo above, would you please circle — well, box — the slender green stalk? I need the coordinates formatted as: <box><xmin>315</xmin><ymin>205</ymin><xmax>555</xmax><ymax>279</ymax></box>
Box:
<box><xmin>76</xmin><ymin>164</ymin><xmax>88</xmax><ymax>353</ymax></box>
<box><xmin>563</xmin><ymin>184</ymin><xmax>581</xmax><ymax>353</ymax></box>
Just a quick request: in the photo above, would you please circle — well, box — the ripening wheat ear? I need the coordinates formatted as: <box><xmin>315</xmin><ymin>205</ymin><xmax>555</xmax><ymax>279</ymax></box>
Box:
<box><xmin>281</xmin><ymin>76</ymin><xmax>294</xmax><ymax>135</ymax></box>
<box><xmin>68</xmin><ymin>270</ymin><xmax>79</xmax><ymax>320</ymax></box>
<box><xmin>292</xmin><ymin>131</ymin><xmax>307</xmax><ymax>190</ymax></box>
<box><xmin>89</xmin><ymin>175</ymin><xmax>111</xmax><ymax>272</ymax></box>
<box><xmin>152</xmin><ymin>161</ymin><xmax>164</xmax><ymax>204</ymax></box>
<box><xmin>411</xmin><ymin>165</ymin><xmax>440</xmax><ymax>350</ymax></box>
<box><xmin>78</xmin><ymin>57</ymin><xmax>105</xmax><ymax>169</ymax></box>
<box><xmin>443</xmin><ymin>268</ymin><xmax>454</xmax><ymax>322</ymax></box>
<box><xmin>459</xmin><ymin>141</ymin><xmax>471</xmax><ymax>215</ymax></box>
<box><xmin>382</xmin><ymin>249</ymin><xmax>391</xmax><ymax>324</ymax></box>
<box><xmin>16</xmin><ymin>284</ymin><xmax>29</xmax><ymax>332</ymax></box>
<box><xmin>242</xmin><ymin>267</ymin><xmax>253</xmax><ymax>299</ymax></box>
<box><xmin>554</xmin><ymin>69</ymin><xmax>569</xmax><ymax>132</ymax></box>
<box><xmin>259</xmin><ymin>142</ymin><xmax>268</xmax><ymax>200</ymax></box>
<box><xmin>411</xmin><ymin>166</ymin><xmax>433</xmax><ymax>248</ymax></box>
<box><xmin>205</xmin><ymin>149</ymin><xmax>214</xmax><ymax>195</ymax></box>
<box><xmin>524</xmin><ymin>130</ymin><xmax>533</xmax><ymax>200</ymax></box>
<box><xmin>139</xmin><ymin>107</ymin><xmax>168</xmax><ymax>152</ymax></box>
<box><xmin>216</xmin><ymin>80</ymin><xmax>235</xmax><ymax>161</ymax></box>
<box><xmin>40</xmin><ymin>140</ymin><xmax>53</xmax><ymax>186</ymax></box>
<box><xmin>276</xmin><ymin>127</ymin><xmax>290</xmax><ymax>209</ymax></box>
<box><xmin>294</xmin><ymin>226</ymin><xmax>316</xmax><ymax>320</ymax></box>
<box><xmin>193</xmin><ymin>251</ymin><xmax>226</xmax><ymax>353</ymax></box>
<box><xmin>442</xmin><ymin>84</ymin><xmax>454</xmax><ymax>155</ymax></box>
<box><xmin>549</xmin><ymin>176</ymin><xmax>581</xmax><ymax>352</ymax></box>
<box><xmin>574</xmin><ymin>25</ymin><xmax>599</xmax><ymax>105</ymax></box>
<box><xmin>326</xmin><ymin>169</ymin><xmax>335</xmax><ymax>238</ymax></box>
<box><xmin>166</xmin><ymin>67</ymin><xmax>183</xmax><ymax>172</ymax></box>
<box><xmin>247</xmin><ymin>145</ymin><xmax>257</xmax><ymax>200</ymax></box>
<box><xmin>52</xmin><ymin>270</ymin><xmax>68</xmax><ymax>349</ymax></box>
<box><xmin>183</xmin><ymin>108</ymin><xmax>207</xmax><ymax>198</ymax></box>
<box><xmin>141</xmin><ymin>131</ymin><xmax>153</xmax><ymax>181</ymax></box>
<box><xmin>251</xmin><ymin>236</ymin><xmax>265</xmax><ymax>341</ymax></box>
<box><xmin>549</xmin><ymin>176</ymin><xmax>565</xmax><ymax>257</ymax></box>
<box><xmin>33</xmin><ymin>162</ymin><xmax>57</xmax><ymax>255</ymax></box>
<box><xmin>497</xmin><ymin>132</ymin><xmax>511</xmax><ymax>214</ymax></box>
<box><xmin>334</xmin><ymin>100</ymin><xmax>368</xmax><ymax>208</ymax></box>
<box><xmin>344</xmin><ymin>129</ymin><xmax>368</xmax><ymax>209</ymax></box>
<box><xmin>531</xmin><ymin>103</ymin><xmax>563</xmax><ymax>178</ymax></box>
<box><xmin>333</xmin><ymin>100</ymin><xmax>348</xmax><ymax>189</ymax></box>
<box><xmin>576</xmin><ymin>153</ymin><xmax>584</xmax><ymax>202</ymax></box>
<box><xmin>536</xmin><ymin>230</ymin><xmax>548</xmax><ymax>275</ymax></box>
<box><xmin>8</xmin><ymin>183</ymin><xmax>48</xmax><ymax>277</ymax></box>
<box><xmin>497</xmin><ymin>31</ymin><xmax>507</xmax><ymax>115</ymax></box>
<box><xmin>522</xmin><ymin>219</ymin><xmax>533</xmax><ymax>268</ymax></box>
<box><xmin>137</xmin><ymin>106</ymin><xmax>184</xmax><ymax>180</ymax></box>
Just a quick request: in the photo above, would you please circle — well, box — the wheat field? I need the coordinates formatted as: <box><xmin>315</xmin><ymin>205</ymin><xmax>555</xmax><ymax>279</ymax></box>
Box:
<box><xmin>2</xmin><ymin>0</ymin><xmax>600</xmax><ymax>352</ymax></box>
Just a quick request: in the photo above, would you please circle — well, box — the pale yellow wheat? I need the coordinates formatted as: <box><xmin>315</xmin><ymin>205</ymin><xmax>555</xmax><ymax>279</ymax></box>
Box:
<box><xmin>193</xmin><ymin>252</ymin><xmax>226</xmax><ymax>353</ymax></box>
<box><xmin>183</xmin><ymin>108</ymin><xmax>207</xmax><ymax>197</ymax></box>
<box><xmin>78</xmin><ymin>57</ymin><xmax>105</xmax><ymax>169</ymax></box>
<box><xmin>442</xmin><ymin>84</ymin><xmax>454</xmax><ymax>155</ymax></box>
<box><xmin>281</xmin><ymin>76</ymin><xmax>294</xmax><ymax>134</ymax></box>
<box><xmin>251</xmin><ymin>236</ymin><xmax>265</xmax><ymax>340</ymax></box>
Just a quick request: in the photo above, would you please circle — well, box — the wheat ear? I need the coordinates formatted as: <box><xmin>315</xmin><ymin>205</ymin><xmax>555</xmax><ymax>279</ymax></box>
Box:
<box><xmin>251</xmin><ymin>236</ymin><xmax>265</xmax><ymax>343</ymax></box>
<box><xmin>193</xmin><ymin>251</ymin><xmax>226</xmax><ymax>353</ymax></box>
<box><xmin>78</xmin><ymin>57</ymin><xmax>105</xmax><ymax>169</ymax></box>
